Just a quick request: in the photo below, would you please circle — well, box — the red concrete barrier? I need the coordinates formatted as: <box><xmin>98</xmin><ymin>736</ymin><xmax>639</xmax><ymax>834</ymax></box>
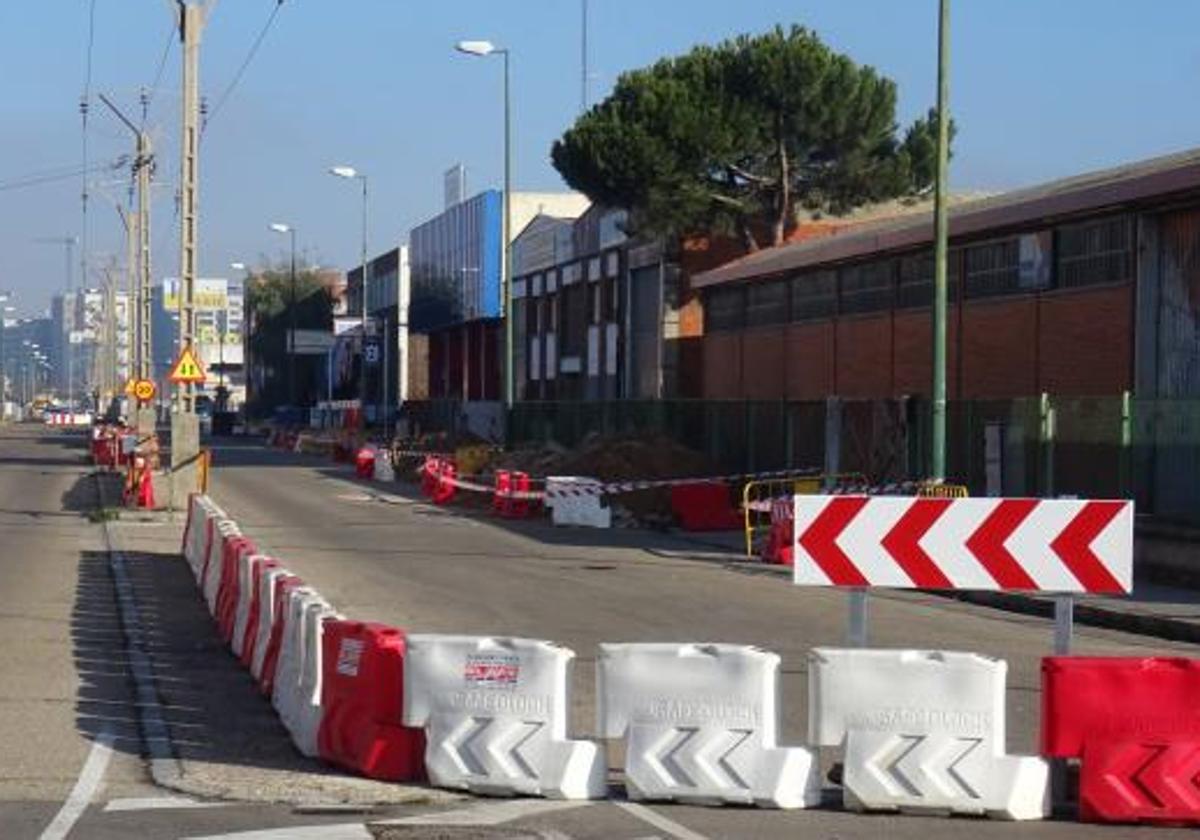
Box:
<box><xmin>317</xmin><ymin>621</ymin><xmax>426</xmax><ymax>781</ymax></box>
<box><xmin>355</xmin><ymin>447</ymin><xmax>376</xmax><ymax>479</ymax></box>
<box><xmin>1042</xmin><ymin>656</ymin><xmax>1200</xmax><ymax>824</ymax></box>
<box><xmin>671</xmin><ymin>482</ymin><xmax>742</xmax><ymax>532</ymax></box>
<box><xmin>431</xmin><ymin>461</ymin><xmax>457</xmax><ymax>506</ymax></box>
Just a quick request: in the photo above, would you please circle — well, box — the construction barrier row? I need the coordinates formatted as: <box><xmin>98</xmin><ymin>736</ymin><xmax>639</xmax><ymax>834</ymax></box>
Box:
<box><xmin>45</xmin><ymin>410</ymin><xmax>94</xmax><ymax>427</ymax></box>
<box><xmin>178</xmin><ymin>492</ymin><xmax>1200</xmax><ymax>826</ymax></box>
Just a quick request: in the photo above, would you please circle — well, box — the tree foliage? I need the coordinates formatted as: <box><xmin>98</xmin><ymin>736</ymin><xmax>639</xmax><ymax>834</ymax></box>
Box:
<box><xmin>551</xmin><ymin>25</ymin><xmax>950</xmax><ymax>250</ymax></box>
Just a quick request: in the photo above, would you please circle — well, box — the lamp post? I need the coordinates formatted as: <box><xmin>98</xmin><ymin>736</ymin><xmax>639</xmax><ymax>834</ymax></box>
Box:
<box><xmin>328</xmin><ymin>165</ymin><xmax>371</xmax><ymax>418</ymax></box>
<box><xmin>931</xmin><ymin>0</ymin><xmax>951</xmax><ymax>482</ymax></box>
<box><xmin>269</xmin><ymin>223</ymin><xmax>297</xmax><ymax>409</ymax></box>
<box><xmin>457</xmin><ymin>39</ymin><xmax>514</xmax><ymax>413</ymax></box>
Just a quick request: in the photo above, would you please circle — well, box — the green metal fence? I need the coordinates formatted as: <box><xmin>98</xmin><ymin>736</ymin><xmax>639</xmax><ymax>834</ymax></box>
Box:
<box><xmin>504</xmin><ymin>395</ymin><xmax>1200</xmax><ymax>526</ymax></box>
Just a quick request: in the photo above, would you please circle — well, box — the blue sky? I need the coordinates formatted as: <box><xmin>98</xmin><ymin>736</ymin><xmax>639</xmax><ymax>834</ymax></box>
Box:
<box><xmin>1</xmin><ymin>1</ymin><xmax>1198</xmax><ymax>314</ymax></box>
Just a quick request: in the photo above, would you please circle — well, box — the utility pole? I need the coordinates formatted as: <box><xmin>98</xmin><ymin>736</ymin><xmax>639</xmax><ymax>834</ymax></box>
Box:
<box><xmin>99</xmin><ymin>93</ymin><xmax>155</xmax><ymax>432</ymax></box>
<box><xmin>581</xmin><ymin>0</ymin><xmax>589</xmax><ymax>113</ymax></box>
<box><xmin>171</xmin><ymin>0</ymin><xmax>215</xmax><ymax>509</ymax></box>
<box><xmin>930</xmin><ymin>0</ymin><xmax>951</xmax><ymax>482</ymax></box>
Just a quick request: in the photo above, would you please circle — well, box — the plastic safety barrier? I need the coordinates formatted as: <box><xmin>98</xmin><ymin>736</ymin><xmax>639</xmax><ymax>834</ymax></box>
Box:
<box><xmin>1042</xmin><ymin>657</ymin><xmax>1200</xmax><ymax>825</ymax></box>
<box><xmin>355</xmin><ymin>446</ymin><xmax>377</xmax><ymax>479</ymax></box>
<box><xmin>402</xmin><ymin>635</ymin><xmax>606</xmax><ymax>799</ymax></box>
<box><xmin>232</xmin><ymin>554</ymin><xmax>278</xmax><ymax>659</ymax></box>
<box><xmin>242</xmin><ymin>563</ymin><xmax>285</xmax><ymax>670</ymax></box>
<box><xmin>597</xmin><ymin>643</ymin><xmax>819</xmax><ymax>808</ymax></box>
<box><xmin>317</xmin><ymin>621</ymin><xmax>426</xmax><ymax>781</ymax></box>
<box><xmin>214</xmin><ymin>534</ymin><xmax>256</xmax><ymax>640</ymax></box>
<box><xmin>493</xmin><ymin>470</ymin><xmax>534</xmax><ymax>519</ymax></box>
<box><xmin>669</xmin><ymin>483</ymin><xmax>742</xmax><ymax>532</ymax></box>
<box><xmin>258</xmin><ymin>574</ymin><xmax>305</xmax><ymax>696</ymax></box>
<box><xmin>202</xmin><ymin>521</ymin><xmax>241</xmax><ymax>612</ymax></box>
<box><xmin>373</xmin><ymin>452</ymin><xmax>395</xmax><ymax>483</ymax></box>
<box><xmin>808</xmin><ymin>648</ymin><xmax>1048</xmax><ymax>820</ymax></box>
<box><xmin>545</xmin><ymin>477</ymin><xmax>610</xmax><ymax>528</ymax></box>
<box><xmin>272</xmin><ymin>587</ymin><xmax>338</xmax><ymax>757</ymax></box>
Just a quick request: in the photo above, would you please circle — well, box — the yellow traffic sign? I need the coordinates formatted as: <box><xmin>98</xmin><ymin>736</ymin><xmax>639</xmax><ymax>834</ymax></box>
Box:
<box><xmin>168</xmin><ymin>346</ymin><xmax>206</xmax><ymax>385</ymax></box>
<box><xmin>124</xmin><ymin>379</ymin><xmax>138</xmax><ymax>396</ymax></box>
<box><xmin>133</xmin><ymin>379</ymin><xmax>157</xmax><ymax>403</ymax></box>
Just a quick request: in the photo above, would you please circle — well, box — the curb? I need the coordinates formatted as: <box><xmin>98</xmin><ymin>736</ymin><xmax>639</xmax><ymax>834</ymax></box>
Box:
<box><xmin>93</xmin><ymin>470</ymin><xmax>187</xmax><ymax>790</ymax></box>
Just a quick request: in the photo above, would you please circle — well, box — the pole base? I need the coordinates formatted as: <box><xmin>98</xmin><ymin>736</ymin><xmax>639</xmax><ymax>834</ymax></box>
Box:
<box><xmin>169</xmin><ymin>411</ymin><xmax>201</xmax><ymax>512</ymax></box>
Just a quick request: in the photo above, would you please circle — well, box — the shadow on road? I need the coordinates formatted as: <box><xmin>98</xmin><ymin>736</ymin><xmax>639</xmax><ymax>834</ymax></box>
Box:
<box><xmin>72</xmin><ymin>538</ymin><xmax>343</xmax><ymax>779</ymax></box>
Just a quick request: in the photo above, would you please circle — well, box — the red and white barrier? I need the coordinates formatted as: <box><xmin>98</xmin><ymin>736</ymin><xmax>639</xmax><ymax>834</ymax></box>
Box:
<box><xmin>272</xmin><ymin>588</ymin><xmax>339</xmax><ymax>757</ymax></box>
<box><xmin>317</xmin><ymin>621</ymin><xmax>426</xmax><ymax>781</ymax></box>
<box><xmin>792</xmin><ymin>496</ymin><xmax>1133</xmax><ymax>593</ymax></box>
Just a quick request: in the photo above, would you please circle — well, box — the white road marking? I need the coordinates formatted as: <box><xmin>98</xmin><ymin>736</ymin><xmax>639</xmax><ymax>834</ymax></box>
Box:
<box><xmin>38</xmin><ymin>730</ymin><xmax>115</xmax><ymax>840</ymax></box>
<box><xmin>102</xmin><ymin>796</ymin><xmax>230</xmax><ymax>812</ymax></box>
<box><xmin>184</xmin><ymin>824</ymin><xmax>371</xmax><ymax>840</ymax></box>
<box><xmin>375</xmin><ymin>798</ymin><xmax>593</xmax><ymax>826</ymax></box>
<box><xmin>614</xmin><ymin>802</ymin><xmax>709</xmax><ymax>840</ymax></box>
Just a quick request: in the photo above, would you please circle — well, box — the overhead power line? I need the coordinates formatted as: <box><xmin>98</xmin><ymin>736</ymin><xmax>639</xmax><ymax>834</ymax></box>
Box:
<box><xmin>203</xmin><ymin>0</ymin><xmax>285</xmax><ymax>134</ymax></box>
<box><xmin>141</xmin><ymin>22</ymin><xmax>177</xmax><ymax>127</ymax></box>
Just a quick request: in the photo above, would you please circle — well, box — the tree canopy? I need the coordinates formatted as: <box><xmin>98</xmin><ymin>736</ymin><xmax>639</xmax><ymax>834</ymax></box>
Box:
<box><xmin>551</xmin><ymin>25</ymin><xmax>949</xmax><ymax>250</ymax></box>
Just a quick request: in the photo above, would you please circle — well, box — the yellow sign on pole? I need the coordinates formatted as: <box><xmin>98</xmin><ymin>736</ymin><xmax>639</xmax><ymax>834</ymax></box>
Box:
<box><xmin>167</xmin><ymin>346</ymin><xmax>207</xmax><ymax>385</ymax></box>
<box><xmin>124</xmin><ymin>379</ymin><xmax>138</xmax><ymax>397</ymax></box>
<box><xmin>133</xmin><ymin>379</ymin><xmax>157</xmax><ymax>404</ymax></box>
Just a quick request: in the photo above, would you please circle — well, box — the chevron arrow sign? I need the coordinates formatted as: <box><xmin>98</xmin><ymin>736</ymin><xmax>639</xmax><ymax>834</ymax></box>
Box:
<box><xmin>793</xmin><ymin>496</ymin><xmax>1133</xmax><ymax>594</ymax></box>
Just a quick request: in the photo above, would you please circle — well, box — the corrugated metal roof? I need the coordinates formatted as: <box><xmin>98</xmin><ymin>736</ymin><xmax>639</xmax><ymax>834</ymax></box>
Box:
<box><xmin>693</xmin><ymin>146</ymin><xmax>1200</xmax><ymax>289</ymax></box>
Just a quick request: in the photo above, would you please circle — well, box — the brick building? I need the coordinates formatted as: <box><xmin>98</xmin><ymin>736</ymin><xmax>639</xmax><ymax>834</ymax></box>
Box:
<box><xmin>693</xmin><ymin>148</ymin><xmax>1200</xmax><ymax>405</ymax></box>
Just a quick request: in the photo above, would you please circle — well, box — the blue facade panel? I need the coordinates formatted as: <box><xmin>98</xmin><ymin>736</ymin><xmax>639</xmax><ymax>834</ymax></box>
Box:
<box><xmin>408</xmin><ymin>189</ymin><xmax>503</xmax><ymax>332</ymax></box>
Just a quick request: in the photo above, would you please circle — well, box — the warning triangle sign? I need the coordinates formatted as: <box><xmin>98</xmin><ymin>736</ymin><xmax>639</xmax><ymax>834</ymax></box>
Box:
<box><xmin>168</xmin><ymin>346</ymin><xmax>207</xmax><ymax>384</ymax></box>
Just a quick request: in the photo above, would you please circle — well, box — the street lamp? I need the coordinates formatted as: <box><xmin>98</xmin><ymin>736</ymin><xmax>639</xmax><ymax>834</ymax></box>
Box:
<box><xmin>328</xmin><ymin>164</ymin><xmax>371</xmax><ymax>416</ymax></box>
<box><xmin>269</xmin><ymin>223</ymin><xmax>298</xmax><ymax>408</ymax></box>
<box><xmin>456</xmin><ymin>38</ymin><xmax>514</xmax><ymax>413</ymax></box>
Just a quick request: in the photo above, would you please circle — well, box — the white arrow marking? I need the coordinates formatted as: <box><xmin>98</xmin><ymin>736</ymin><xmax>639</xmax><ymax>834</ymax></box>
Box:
<box><xmin>928</xmin><ymin>737</ymin><xmax>983</xmax><ymax>800</ymax></box>
<box><xmin>865</xmin><ymin>734</ymin><xmax>923</xmax><ymax>797</ymax></box>
<box><xmin>644</xmin><ymin>727</ymin><xmax>698</xmax><ymax>787</ymax></box>
<box><xmin>694</xmin><ymin>728</ymin><xmax>753</xmax><ymax>790</ymax></box>
<box><xmin>486</xmin><ymin>720</ymin><xmax>544</xmax><ymax>780</ymax></box>
<box><xmin>442</xmin><ymin>716</ymin><xmax>490</xmax><ymax>776</ymax></box>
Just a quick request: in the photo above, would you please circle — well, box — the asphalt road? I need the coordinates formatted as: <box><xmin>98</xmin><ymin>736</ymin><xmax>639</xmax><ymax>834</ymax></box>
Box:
<box><xmin>2</xmin><ymin>425</ymin><xmax>1196</xmax><ymax>840</ymax></box>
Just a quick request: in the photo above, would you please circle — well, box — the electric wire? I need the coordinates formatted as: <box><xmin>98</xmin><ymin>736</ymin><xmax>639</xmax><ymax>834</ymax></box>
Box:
<box><xmin>0</xmin><ymin>157</ymin><xmax>130</xmax><ymax>192</ymax></box>
<box><xmin>203</xmin><ymin>0</ymin><xmax>285</xmax><ymax>134</ymax></box>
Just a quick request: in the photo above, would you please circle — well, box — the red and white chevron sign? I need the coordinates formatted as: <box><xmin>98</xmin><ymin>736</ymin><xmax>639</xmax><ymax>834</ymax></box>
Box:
<box><xmin>792</xmin><ymin>496</ymin><xmax>1133</xmax><ymax>594</ymax></box>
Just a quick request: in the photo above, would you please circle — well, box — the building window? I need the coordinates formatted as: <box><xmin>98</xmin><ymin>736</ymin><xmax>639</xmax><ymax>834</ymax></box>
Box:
<box><xmin>964</xmin><ymin>239</ymin><xmax>1020</xmax><ymax>299</ymax></box>
<box><xmin>1056</xmin><ymin>216</ymin><xmax>1134</xmax><ymax>289</ymax></box>
<box><xmin>897</xmin><ymin>250</ymin><xmax>963</xmax><ymax>308</ymax></box>
<box><xmin>839</xmin><ymin>259</ymin><xmax>894</xmax><ymax>314</ymax></box>
<box><xmin>745</xmin><ymin>279</ymin><xmax>788</xmax><ymax>327</ymax></box>
<box><xmin>705</xmin><ymin>286</ymin><xmax>745</xmax><ymax>332</ymax></box>
<box><xmin>791</xmin><ymin>270</ymin><xmax>836</xmax><ymax>321</ymax></box>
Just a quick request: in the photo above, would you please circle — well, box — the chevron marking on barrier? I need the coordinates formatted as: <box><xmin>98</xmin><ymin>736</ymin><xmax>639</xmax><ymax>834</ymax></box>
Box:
<box><xmin>1093</xmin><ymin>742</ymin><xmax>1200</xmax><ymax>814</ymax></box>
<box><xmin>442</xmin><ymin>717</ymin><xmax>544</xmax><ymax>781</ymax></box>
<box><xmin>863</xmin><ymin>733</ymin><xmax>984</xmax><ymax>802</ymax></box>
<box><xmin>643</xmin><ymin>726</ymin><xmax>756</xmax><ymax>792</ymax></box>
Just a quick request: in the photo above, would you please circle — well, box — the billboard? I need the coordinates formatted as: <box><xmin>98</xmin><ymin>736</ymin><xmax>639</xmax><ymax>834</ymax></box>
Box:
<box><xmin>162</xmin><ymin>278</ymin><xmax>229</xmax><ymax>312</ymax></box>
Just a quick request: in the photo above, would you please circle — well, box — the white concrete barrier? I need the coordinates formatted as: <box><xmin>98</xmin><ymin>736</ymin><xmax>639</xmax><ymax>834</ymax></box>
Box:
<box><xmin>271</xmin><ymin>586</ymin><xmax>326</xmax><ymax>753</ymax></box>
<box><xmin>596</xmin><ymin>643</ymin><xmax>820</xmax><ymax>809</ymax></box>
<box><xmin>808</xmin><ymin>648</ymin><xmax>1049</xmax><ymax>820</ymax></box>
<box><xmin>403</xmin><ymin>635</ymin><xmax>606</xmax><ymax>799</ymax></box>
<box><xmin>545</xmin><ymin>477</ymin><xmax>610</xmax><ymax>529</ymax></box>
<box><xmin>249</xmin><ymin>567</ymin><xmax>290</xmax><ymax>682</ymax></box>
<box><xmin>272</xmin><ymin>587</ymin><xmax>338</xmax><ymax>757</ymax></box>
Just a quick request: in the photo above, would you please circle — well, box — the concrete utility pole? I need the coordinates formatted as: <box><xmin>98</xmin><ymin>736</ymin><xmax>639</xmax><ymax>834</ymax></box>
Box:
<box><xmin>99</xmin><ymin>93</ymin><xmax>155</xmax><ymax>433</ymax></box>
<box><xmin>171</xmin><ymin>0</ymin><xmax>214</xmax><ymax>508</ymax></box>
<box><xmin>33</xmin><ymin>236</ymin><xmax>77</xmax><ymax>404</ymax></box>
<box><xmin>931</xmin><ymin>0</ymin><xmax>951</xmax><ymax>482</ymax></box>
